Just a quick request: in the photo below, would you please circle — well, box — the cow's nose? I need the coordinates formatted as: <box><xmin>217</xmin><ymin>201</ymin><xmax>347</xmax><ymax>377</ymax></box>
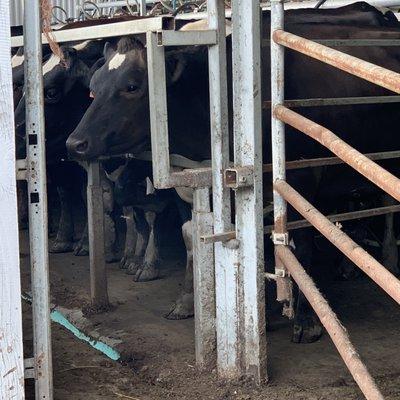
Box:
<box><xmin>66</xmin><ymin>137</ymin><xmax>89</xmax><ymax>155</ymax></box>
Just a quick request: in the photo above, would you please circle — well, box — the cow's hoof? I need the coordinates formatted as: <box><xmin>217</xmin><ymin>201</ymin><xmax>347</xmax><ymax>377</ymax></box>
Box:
<box><xmin>164</xmin><ymin>293</ymin><xmax>194</xmax><ymax>320</ymax></box>
<box><xmin>73</xmin><ymin>241</ymin><xmax>89</xmax><ymax>256</ymax></box>
<box><xmin>125</xmin><ymin>259</ymin><xmax>142</xmax><ymax>275</ymax></box>
<box><xmin>133</xmin><ymin>263</ymin><xmax>159</xmax><ymax>282</ymax></box>
<box><xmin>292</xmin><ymin>314</ymin><xmax>323</xmax><ymax>344</ymax></box>
<box><xmin>49</xmin><ymin>240</ymin><xmax>74</xmax><ymax>253</ymax></box>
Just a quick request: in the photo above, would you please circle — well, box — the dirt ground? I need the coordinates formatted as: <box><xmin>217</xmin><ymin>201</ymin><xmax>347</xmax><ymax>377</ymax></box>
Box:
<box><xmin>19</xmin><ymin>225</ymin><xmax>400</xmax><ymax>400</ymax></box>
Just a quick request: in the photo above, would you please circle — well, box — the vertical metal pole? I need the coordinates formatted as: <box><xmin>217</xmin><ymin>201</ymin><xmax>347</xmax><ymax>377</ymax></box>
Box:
<box><xmin>87</xmin><ymin>161</ymin><xmax>109</xmax><ymax>308</ymax></box>
<box><xmin>208</xmin><ymin>0</ymin><xmax>241</xmax><ymax>379</ymax></box>
<box><xmin>271</xmin><ymin>0</ymin><xmax>294</xmax><ymax>317</ymax></box>
<box><xmin>0</xmin><ymin>1</ymin><xmax>25</xmax><ymax>397</ymax></box>
<box><xmin>24</xmin><ymin>0</ymin><xmax>53</xmax><ymax>398</ymax></box>
<box><xmin>232</xmin><ymin>0</ymin><xmax>267</xmax><ymax>383</ymax></box>
<box><xmin>139</xmin><ymin>0</ymin><xmax>146</xmax><ymax>15</ymax></box>
<box><xmin>192</xmin><ymin>188</ymin><xmax>215</xmax><ymax>370</ymax></box>
<box><xmin>146</xmin><ymin>31</ymin><xmax>171</xmax><ymax>189</ymax></box>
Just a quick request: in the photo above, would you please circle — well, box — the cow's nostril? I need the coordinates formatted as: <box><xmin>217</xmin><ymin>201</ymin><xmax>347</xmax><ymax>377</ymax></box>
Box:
<box><xmin>75</xmin><ymin>140</ymin><xmax>89</xmax><ymax>153</ymax></box>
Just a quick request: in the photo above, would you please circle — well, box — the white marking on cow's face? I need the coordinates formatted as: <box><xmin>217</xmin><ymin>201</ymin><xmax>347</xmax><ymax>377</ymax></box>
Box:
<box><xmin>73</xmin><ymin>40</ymin><xmax>90</xmax><ymax>51</ymax></box>
<box><xmin>108</xmin><ymin>53</ymin><xmax>126</xmax><ymax>71</ymax></box>
<box><xmin>11</xmin><ymin>54</ymin><xmax>24</xmax><ymax>68</ymax></box>
<box><xmin>42</xmin><ymin>54</ymin><xmax>61</xmax><ymax>76</ymax></box>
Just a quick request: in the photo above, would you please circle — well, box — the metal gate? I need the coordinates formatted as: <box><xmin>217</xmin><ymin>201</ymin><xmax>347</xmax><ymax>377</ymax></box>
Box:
<box><xmin>271</xmin><ymin>0</ymin><xmax>400</xmax><ymax>398</ymax></box>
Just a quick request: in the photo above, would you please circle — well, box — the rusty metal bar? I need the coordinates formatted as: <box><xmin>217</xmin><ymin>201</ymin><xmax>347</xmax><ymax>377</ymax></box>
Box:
<box><xmin>263</xmin><ymin>150</ymin><xmax>400</xmax><ymax>172</ymax></box>
<box><xmin>274</xmin><ymin>179</ymin><xmax>400</xmax><ymax>305</ymax></box>
<box><xmin>273</xmin><ymin>30</ymin><xmax>400</xmax><ymax>94</ymax></box>
<box><xmin>274</xmin><ymin>105</ymin><xmax>400</xmax><ymax>202</ymax></box>
<box><xmin>263</xmin><ymin>95</ymin><xmax>400</xmax><ymax>109</ymax></box>
<box><xmin>276</xmin><ymin>245</ymin><xmax>384</xmax><ymax>400</ymax></box>
<box><xmin>201</xmin><ymin>204</ymin><xmax>400</xmax><ymax>244</ymax></box>
<box><xmin>265</xmin><ymin>204</ymin><xmax>400</xmax><ymax>233</ymax></box>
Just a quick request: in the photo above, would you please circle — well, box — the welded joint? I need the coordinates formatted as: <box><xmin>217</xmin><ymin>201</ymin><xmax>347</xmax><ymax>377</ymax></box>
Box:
<box><xmin>272</xmin><ymin>231</ymin><xmax>289</xmax><ymax>245</ymax></box>
<box><xmin>265</xmin><ymin>268</ymin><xmax>286</xmax><ymax>280</ymax></box>
<box><xmin>224</xmin><ymin>166</ymin><xmax>254</xmax><ymax>189</ymax></box>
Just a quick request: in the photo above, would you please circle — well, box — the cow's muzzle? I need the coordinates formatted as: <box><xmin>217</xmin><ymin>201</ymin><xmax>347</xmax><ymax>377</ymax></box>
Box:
<box><xmin>66</xmin><ymin>137</ymin><xmax>89</xmax><ymax>158</ymax></box>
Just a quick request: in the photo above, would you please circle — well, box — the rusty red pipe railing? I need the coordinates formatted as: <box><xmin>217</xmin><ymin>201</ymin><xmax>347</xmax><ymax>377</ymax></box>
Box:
<box><xmin>276</xmin><ymin>245</ymin><xmax>384</xmax><ymax>400</ymax></box>
<box><xmin>273</xmin><ymin>29</ymin><xmax>400</xmax><ymax>94</ymax></box>
<box><xmin>274</xmin><ymin>179</ymin><xmax>400</xmax><ymax>305</ymax></box>
<box><xmin>274</xmin><ymin>105</ymin><xmax>400</xmax><ymax>203</ymax></box>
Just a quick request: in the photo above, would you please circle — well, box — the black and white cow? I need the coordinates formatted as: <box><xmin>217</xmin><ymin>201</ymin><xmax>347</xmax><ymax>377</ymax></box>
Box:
<box><xmin>66</xmin><ymin>6</ymin><xmax>400</xmax><ymax>340</ymax></box>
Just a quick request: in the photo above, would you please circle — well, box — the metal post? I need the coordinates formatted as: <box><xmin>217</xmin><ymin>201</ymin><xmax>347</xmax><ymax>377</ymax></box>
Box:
<box><xmin>271</xmin><ymin>0</ymin><xmax>294</xmax><ymax>317</ymax></box>
<box><xmin>87</xmin><ymin>162</ymin><xmax>109</xmax><ymax>308</ymax></box>
<box><xmin>0</xmin><ymin>0</ymin><xmax>25</xmax><ymax>397</ymax></box>
<box><xmin>139</xmin><ymin>0</ymin><xmax>146</xmax><ymax>15</ymax></box>
<box><xmin>232</xmin><ymin>0</ymin><xmax>266</xmax><ymax>382</ymax></box>
<box><xmin>23</xmin><ymin>0</ymin><xmax>53</xmax><ymax>398</ymax></box>
<box><xmin>207</xmin><ymin>0</ymin><xmax>241</xmax><ymax>379</ymax></box>
<box><xmin>192</xmin><ymin>188</ymin><xmax>215</xmax><ymax>370</ymax></box>
<box><xmin>146</xmin><ymin>31</ymin><xmax>171</xmax><ymax>189</ymax></box>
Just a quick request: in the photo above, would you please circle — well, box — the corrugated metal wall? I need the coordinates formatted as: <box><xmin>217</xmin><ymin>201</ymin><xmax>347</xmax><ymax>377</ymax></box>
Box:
<box><xmin>10</xmin><ymin>0</ymin><xmax>84</xmax><ymax>26</ymax></box>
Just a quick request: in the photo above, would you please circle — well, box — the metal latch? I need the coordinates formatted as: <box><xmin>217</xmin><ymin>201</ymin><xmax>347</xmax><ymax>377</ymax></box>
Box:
<box><xmin>272</xmin><ymin>231</ymin><xmax>289</xmax><ymax>245</ymax></box>
<box><xmin>224</xmin><ymin>166</ymin><xmax>254</xmax><ymax>189</ymax></box>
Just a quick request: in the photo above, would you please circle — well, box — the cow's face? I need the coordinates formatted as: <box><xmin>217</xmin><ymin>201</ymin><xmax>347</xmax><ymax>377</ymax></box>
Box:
<box><xmin>14</xmin><ymin>46</ymin><xmax>93</xmax><ymax>160</ymax></box>
<box><xmin>66</xmin><ymin>38</ymin><xmax>152</xmax><ymax>160</ymax></box>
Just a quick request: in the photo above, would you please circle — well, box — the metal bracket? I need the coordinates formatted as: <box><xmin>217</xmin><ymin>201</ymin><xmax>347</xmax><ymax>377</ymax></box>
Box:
<box><xmin>156</xmin><ymin>30</ymin><xmax>217</xmax><ymax>47</ymax></box>
<box><xmin>24</xmin><ymin>357</ymin><xmax>35</xmax><ymax>379</ymax></box>
<box><xmin>224</xmin><ymin>166</ymin><xmax>254</xmax><ymax>189</ymax></box>
<box><xmin>272</xmin><ymin>231</ymin><xmax>289</xmax><ymax>245</ymax></box>
<box><xmin>16</xmin><ymin>159</ymin><xmax>27</xmax><ymax>181</ymax></box>
<box><xmin>265</xmin><ymin>268</ymin><xmax>286</xmax><ymax>280</ymax></box>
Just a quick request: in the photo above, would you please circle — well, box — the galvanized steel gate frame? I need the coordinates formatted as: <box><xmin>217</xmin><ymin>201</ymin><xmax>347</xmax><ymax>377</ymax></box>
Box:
<box><xmin>9</xmin><ymin>1</ymin><xmax>400</xmax><ymax>399</ymax></box>
<box><xmin>271</xmin><ymin>0</ymin><xmax>400</xmax><ymax>398</ymax></box>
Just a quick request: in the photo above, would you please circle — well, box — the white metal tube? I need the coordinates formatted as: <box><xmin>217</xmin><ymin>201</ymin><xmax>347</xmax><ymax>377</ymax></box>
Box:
<box><xmin>0</xmin><ymin>0</ymin><xmax>25</xmax><ymax>397</ymax></box>
<box><xmin>23</xmin><ymin>0</ymin><xmax>53</xmax><ymax>398</ymax></box>
<box><xmin>232</xmin><ymin>0</ymin><xmax>267</xmax><ymax>383</ymax></box>
<box><xmin>207</xmin><ymin>0</ymin><xmax>240</xmax><ymax>379</ymax></box>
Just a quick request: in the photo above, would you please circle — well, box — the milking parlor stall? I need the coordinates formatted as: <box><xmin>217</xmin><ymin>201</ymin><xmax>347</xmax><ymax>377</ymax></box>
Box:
<box><xmin>5</xmin><ymin>0</ymin><xmax>400</xmax><ymax>399</ymax></box>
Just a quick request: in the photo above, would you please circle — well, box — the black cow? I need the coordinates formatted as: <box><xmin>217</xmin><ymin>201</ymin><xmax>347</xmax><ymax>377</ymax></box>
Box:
<box><xmin>66</xmin><ymin>7</ymin><xmax>400</xmax><ymax>339</ymax></box>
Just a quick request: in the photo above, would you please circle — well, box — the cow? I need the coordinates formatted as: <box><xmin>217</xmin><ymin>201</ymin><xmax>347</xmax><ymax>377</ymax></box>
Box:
<box><xmin>66</xmin><ymin>7</ymin><xmax>400</xmax><ymax>339</ymax></box>
<box><xmin>13</xmin><ymin>39</ymin><xmax>121</xmax><ymax>260</ymax></box>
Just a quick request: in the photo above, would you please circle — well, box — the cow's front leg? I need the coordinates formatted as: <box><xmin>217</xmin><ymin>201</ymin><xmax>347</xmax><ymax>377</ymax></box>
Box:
<box><xmin>120</xmin><ymin>206</ymin><xmax>138</xmax><ymax>269</ymax></box>
<box><xmin>165</xmin><ymin>220</ymin><xmax>194</xmax><ymax>320</ymax></box>
<box><xmin>50</xmin><ymin>186</ymin><xmax>75</xmax><ymax>253</ymax></box>
<box><xmin>134</xmin><ymin>211</ymin><xmax>160</xmax><ymax>282</ymax></box>
<box><xmin>126</xmin><ymin>210</ymin><xmax>149</xmax><ymax>275</ymax></box>
<box><xmin>382</xmin><ymin>195</ymin><xmax>399</xmax><ymax>275</ymax></box>
<box><xmin>291</xmin><ymin>230</ymin><xmax>323</xmax><ymax>343</ymax></box>
<box><xmin>102</xmin><ymin>175</ymin><xmax>119</xmax><ymax>263</ymax></box>
<box><xmin>74</xmin><ymin>223</ymin><xmax>89</xmax><ymax>256</ymax></box>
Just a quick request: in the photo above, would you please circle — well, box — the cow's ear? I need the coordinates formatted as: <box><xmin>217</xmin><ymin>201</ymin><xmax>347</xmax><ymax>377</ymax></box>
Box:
<box><xmin>166</xmin><ymin>52</ymin><xmax>186</xmax><ymax>85</ymax></box>
<box><xmin>62</xmin><ymin>47</ymin><xmax>77</xmax><ymax>69</ymax></box>
<box><xmin>103</xmin><ymin>42</ymin><xmax>115</xmax><ymax>60</ymax></box>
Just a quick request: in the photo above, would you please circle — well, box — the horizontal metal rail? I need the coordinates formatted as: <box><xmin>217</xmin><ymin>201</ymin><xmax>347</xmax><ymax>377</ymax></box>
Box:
<box><xmin>11</xmin><ymin>16</ymin><xmax>169</xmax><ymax>47</ymax></box>
<box><xmin>274</xmin><ymin>105</ymin><xmax>400</xmax><ymax>202</ymax></box>
<box><xmin>263</xmin><ymin>150</ymin><xmax>400</xmax><ymax>171</ymax></box>
<box><xmin>157</xmin><ymin>30</ymin><xmax>217</xmax><ymax>46</ymax></box>
<box><xmin>263</xmin><ymin>95</ymin><xmax>400</xmax><ymax>109</ymax></box>
<box><xmin>274</xmin><ymin>179</ymin><xmax>400</xmax><ymax>305</ymax></box>
<box><xmin>262</xmin><ymin>38</ymin><xmax>400</xmax><ymax>47</ymax></box>
<box><xmin>273</xmin><ymin>30</ymin><xmax>400</xmax><ymax>94</ymax></box>
<box><xmin>276</xmin><ymin>245</ymin><xmax>384</xmax><ymax>400</ymax></box>
<box><xmin>201</xmin><ymin>204</ymin><xmax>400</xmax><ymax>244</ymax></box>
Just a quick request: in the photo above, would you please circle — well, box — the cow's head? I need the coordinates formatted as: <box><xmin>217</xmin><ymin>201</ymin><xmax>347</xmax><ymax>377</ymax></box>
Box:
<box><xmin>66</xmin><ymin>36</ymin><xmax>185</xmax><ymax>160</ymax></box>
<box><xmin>14</xmin><ymin>41</ymin><xmax>103</xmax><ymax>162</ymax></box>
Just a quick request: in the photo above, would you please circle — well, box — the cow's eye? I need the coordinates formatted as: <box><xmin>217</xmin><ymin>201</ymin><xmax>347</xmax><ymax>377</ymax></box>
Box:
<box><xmin>45</xmin><ymin>87</ymin><xmax>60</xmax><ymax>101</ymax></box>
<box><xmin>126</xmin><ymin>84</ymin><xmax>139</xmax><ymax>93</ymax></box>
